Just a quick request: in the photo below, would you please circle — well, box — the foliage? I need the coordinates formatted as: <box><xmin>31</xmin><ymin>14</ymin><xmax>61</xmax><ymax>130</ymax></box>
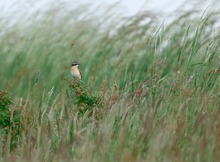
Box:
<box><xmin>65</xmin><ymin>78</ymin><xmax>102</xmax><ymax>118</ymax></box>
<box><xmin>0</xmin><ymin>90</ymin><xmax>21</xmax><ymax>152</ymax></box>
<box><xmin>0</xmin><ymin>90</ymin><xmax>13</xmax><ymax>128</ymax></box>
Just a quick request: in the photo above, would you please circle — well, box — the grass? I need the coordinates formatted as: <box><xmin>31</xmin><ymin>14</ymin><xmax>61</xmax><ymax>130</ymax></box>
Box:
<box><xmin>0</xmin><ymin>1</ymin><xmax>220</xmax><ymax>162</ymax></box>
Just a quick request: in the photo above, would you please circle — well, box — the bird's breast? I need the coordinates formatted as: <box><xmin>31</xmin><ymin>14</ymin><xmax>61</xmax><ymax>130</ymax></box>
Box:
<box><xmin>71</xmin><ymin>67</ymin><xmax>81</xmax><ymax>80</ymax></box>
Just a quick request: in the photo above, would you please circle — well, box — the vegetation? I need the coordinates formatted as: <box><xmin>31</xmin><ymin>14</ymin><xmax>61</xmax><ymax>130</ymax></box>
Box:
<box><xmin>0</xmin><ymin>90</ymin><xmax>20</xmax><ymax>154</ymax></box>
<box><xmin>0</xmin><ymin>1</ymin><xmax>220</xmax><ymax>161</ymax></box>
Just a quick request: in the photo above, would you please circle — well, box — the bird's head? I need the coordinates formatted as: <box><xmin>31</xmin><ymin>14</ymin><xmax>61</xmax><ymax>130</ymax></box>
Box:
<box><xmin>71</xmin><ymin>61</ymin><xmax>80</xmax><ymax>67</ymax></box>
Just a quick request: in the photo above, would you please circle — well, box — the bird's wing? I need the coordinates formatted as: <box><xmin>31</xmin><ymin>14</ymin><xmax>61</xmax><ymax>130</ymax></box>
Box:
<box><xmin>80</xmin><ymin>70</ymin><xmax>82</xmax><ymax>80</ymax></box>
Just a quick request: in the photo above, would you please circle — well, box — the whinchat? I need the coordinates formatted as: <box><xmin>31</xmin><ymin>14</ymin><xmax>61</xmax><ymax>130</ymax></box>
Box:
<box><xmin>70</xmin><ymin>61</ymin><xmax>82</xmax><ymax>80</ymax></box>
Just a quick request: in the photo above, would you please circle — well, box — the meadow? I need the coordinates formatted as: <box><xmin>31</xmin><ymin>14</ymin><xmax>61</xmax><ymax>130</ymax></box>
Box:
<box><xmin>0</xmin><ymin>2</ymin><xmax>220</xmax><ymax>162</ymax></box>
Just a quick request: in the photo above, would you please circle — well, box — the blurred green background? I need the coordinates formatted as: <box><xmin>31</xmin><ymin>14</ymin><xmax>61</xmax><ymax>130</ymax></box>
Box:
<box><xmin>0</xmin><ymin>1</ymin><xmax>220</xmax><ymax>162</ymax></box>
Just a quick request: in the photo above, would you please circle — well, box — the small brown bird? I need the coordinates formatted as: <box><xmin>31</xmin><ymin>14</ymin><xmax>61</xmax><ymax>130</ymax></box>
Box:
<box><xmin>70</xmin><ymin>61</ymin><xmax>82</xmax><ymax>80</ymax></box>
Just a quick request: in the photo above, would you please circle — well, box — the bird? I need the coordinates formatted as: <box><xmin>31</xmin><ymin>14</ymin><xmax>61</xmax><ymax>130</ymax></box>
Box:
<box><xmin>70</xmin><ymin>61</ymin><xmax>82</xmax><ymax>80</ymax></box>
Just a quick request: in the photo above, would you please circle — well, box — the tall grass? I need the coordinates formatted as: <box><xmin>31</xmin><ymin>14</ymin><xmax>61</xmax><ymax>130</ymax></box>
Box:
<box><xmin>0</xmin><ymin>1</ymin><xmax>220</xmax><ymax>162</ymax></box>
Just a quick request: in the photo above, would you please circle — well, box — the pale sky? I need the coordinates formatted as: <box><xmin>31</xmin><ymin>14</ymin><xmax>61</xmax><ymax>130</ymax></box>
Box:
<box><xmin>0</xmin><ymin>0</ymin><xmax>217</xmax><ymax>18</ymax></box>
